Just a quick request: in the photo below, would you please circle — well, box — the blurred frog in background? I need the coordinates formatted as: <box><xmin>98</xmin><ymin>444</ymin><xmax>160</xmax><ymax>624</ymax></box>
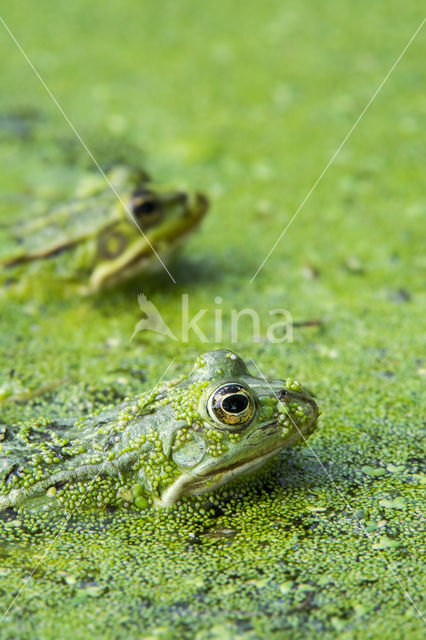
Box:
<box><xmin>0</xmin><ymin>165</ymin><xmax>208</xmax><ymax>292</ymax></box>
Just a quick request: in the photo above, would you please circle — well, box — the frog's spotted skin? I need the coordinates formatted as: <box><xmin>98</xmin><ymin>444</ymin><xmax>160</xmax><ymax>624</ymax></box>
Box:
<box><xmin>0</xmin><ymin>165</ymin><xmax>208</xmax><ymax>292</ymax></box>
<box><xmin>0</xmin><ymin>350</ymin><xmax>319</xmax><ymax>513</ymax></box>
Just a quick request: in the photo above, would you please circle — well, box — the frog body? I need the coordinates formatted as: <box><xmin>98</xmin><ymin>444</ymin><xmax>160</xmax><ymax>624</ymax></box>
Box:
<box><xmin>0</xmin><ymin>166</ymin><xmax>208</xmax><ymax>291</ymax></box>
<box><xmin>0</xmin><ymin>350</ymin><xmax>319</xmax><ymax>513</ymax></box>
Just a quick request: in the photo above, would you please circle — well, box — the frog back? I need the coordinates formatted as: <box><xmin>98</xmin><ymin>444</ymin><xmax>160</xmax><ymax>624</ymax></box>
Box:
<box><xmin>0</xmin><ymin>380</ymin><xmax>172</xmax><ymax>512</ymax></box>
<box><xmin>0</xmin><ymin>166</ymin><xmax>146</xmax><ymax>267</ymax></box>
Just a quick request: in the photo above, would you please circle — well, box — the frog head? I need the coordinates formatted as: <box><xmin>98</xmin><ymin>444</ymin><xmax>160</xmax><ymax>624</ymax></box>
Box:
<box><xmin>89</xmin><ymin>167</ymin><xmax>208</xmax><ymax>291</ymax></box>
<box><xmin>155</xmin><ymin>350</ymin><xmax>319</xmax><ymax>507</ymax></box>
<box><xmin>2</xmin><ymin>165</ymin><xmax>208</xmax><ymax>292</ymax></box>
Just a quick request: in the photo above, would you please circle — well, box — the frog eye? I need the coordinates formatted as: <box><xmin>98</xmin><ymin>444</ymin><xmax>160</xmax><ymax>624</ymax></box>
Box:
<box><xmin>207</xmin><ymin>383</ymin><xmax>255</xmax><ymax>429</ymax></box>
<box><xmin>130</xmin><ymin>190</ymin><xmax>163</xmax><ymax>228</ymax></box>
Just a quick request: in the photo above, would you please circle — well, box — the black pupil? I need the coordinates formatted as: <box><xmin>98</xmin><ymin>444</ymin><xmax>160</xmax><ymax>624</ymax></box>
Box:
<box><xmin>133</xmin><ymin>199</ymin><xmax>157</xmax><ymax>216</ymax></box>
<box><xmin>222</xmin><ymin>394</ymin><xmax>249</xmax><ymax>414</ymax></box>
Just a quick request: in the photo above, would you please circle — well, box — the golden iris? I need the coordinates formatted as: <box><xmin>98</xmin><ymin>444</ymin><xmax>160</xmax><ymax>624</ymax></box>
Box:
<box><xmin>207</xmin><ymin>383</ymin><xmax>254</xmax><ymax>428</ymax></box>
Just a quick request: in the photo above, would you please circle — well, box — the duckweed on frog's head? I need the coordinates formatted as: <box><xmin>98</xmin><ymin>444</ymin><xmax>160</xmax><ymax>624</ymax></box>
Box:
<box><xmin>0</xmin><ymin>350</ymin><xmax>318</xmax><ymax>513</ymax></box>
<box><xmin>0</xmin><ymin>165</ymin><xmax>208</xmax><ymax>292</ymax></box>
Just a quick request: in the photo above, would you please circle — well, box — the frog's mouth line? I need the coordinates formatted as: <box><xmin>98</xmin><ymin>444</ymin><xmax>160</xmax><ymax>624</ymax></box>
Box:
<box><xmin>156</xmin><ymin>439</ymin><xmax>287</xmax><ymax>508</ymax></box>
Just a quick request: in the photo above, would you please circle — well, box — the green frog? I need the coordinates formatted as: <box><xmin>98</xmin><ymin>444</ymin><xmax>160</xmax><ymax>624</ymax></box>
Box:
<box><xmin>0</xmin><ymin>165</ymin><xmax>208</xmax><ymax>292</ymax></box>
<box><xmin>0</xmin><ymin>350</ymin><xmax>318</xmax><ymax>513</ymax></box>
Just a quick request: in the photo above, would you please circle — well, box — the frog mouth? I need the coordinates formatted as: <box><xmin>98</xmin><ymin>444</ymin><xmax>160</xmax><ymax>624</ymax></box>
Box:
<box><xmin>156</xmin><ymin>440</ymin><xmax>286</xmax><ymax>508</ymax></box>
<box><xmin>156</xmin><ymin>406</ymin><xmax>318</xmax><ymax>508</ymax></box>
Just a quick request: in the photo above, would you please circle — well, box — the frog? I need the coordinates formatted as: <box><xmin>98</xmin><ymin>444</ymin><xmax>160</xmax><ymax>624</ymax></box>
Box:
<box><xmin>0</xmin><ymin>165</ymin><xmax>208</xmax><ymax>292</ymax></box>
<box><xmin>0</xmin><ymin>350</ymin><xmax>319</xmax><ymax>513</ymax></box>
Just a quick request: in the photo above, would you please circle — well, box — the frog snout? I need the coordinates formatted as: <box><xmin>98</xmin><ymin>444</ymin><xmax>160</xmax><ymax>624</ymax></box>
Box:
<box><xmin>195</xmin><ymin>193</ymin><xmax>209</xmax><ymax>213</ymax></box>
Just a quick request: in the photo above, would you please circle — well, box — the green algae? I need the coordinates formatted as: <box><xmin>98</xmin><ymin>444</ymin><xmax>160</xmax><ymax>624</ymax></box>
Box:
<box><xmin>0</xmin><ymin>0</ymin><xmax>425</xmax><ymax>638</ymax></box>
<box><xmin>0</xmin><ymin>452</ymin><xmax>424</xmax><ymax>639</ymax></box>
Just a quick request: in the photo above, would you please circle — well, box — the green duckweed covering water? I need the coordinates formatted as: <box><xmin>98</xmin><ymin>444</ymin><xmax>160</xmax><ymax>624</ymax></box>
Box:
<box><xmin>0</xmin><ymin>0</ymin><xmax>424</xmax><ymax>638</ymax></box>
